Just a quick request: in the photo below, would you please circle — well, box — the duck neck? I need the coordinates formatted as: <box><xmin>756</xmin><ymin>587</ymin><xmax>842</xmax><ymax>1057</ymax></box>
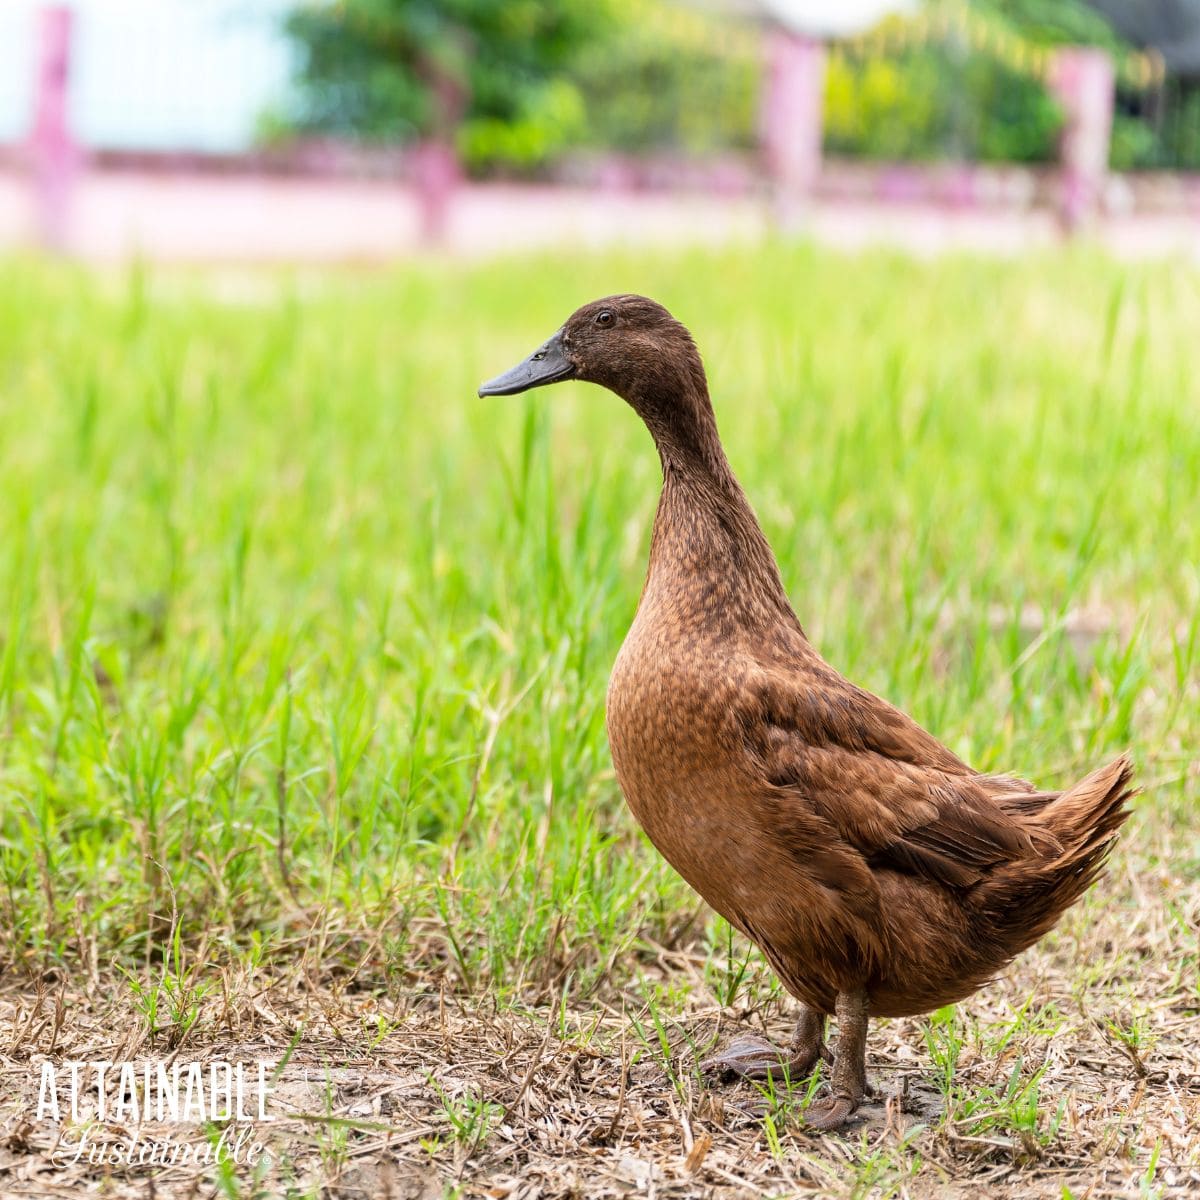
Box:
<box><xmin>632</xmin><ymin>375</ymin><xmax>735</xmax><ymax>488</ymax></box>
<box><xmin>626</xmin><ymin>373</ymin><xmax>797</xmax><ymax>629</ymax></box>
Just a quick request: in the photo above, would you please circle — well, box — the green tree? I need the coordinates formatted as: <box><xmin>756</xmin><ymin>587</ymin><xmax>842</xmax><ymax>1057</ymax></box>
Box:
<box><xmin>976</xmin><ymin>0</ymin><xmax>1128</xmax><ymax>50</ymax></box>
<box><xmin>284</xmin><ymin>0</ymin><xmax>607</xmax><ymax>169</ymax></box>
<box><xmin>824</xmin><ymin>44</ymin><xmax>1063</xmax><ymax>163</ymax></box>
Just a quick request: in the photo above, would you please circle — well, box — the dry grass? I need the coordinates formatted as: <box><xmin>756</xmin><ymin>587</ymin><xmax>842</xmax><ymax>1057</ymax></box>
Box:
<box><xmin>2</xmin><ymin>826</ymin><xmax>1197</xmax><ymax>1199</ymax></box>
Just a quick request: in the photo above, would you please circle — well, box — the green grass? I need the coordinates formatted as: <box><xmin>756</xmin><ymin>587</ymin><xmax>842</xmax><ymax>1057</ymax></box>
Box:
<box><xmin>0</xmin><ymin>245</ymin><xmax>1197</xmax><ymax>1193</ymax></box>
<box><xmin>1</xmin><ymin>245</ymin><xmax>1196</xmax><ymax>984</ymax></box>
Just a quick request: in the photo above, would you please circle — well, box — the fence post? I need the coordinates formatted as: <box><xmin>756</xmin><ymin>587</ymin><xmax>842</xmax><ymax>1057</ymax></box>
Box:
<box><xmin>761</xmin><ymin>29</ymin><xmax>826</xmax><ymax>227</ymax></box>
<box><xmin>412</xmin><ymin>67</ymin><xmax>465</xmax><ymax>246</ymax></box>
<box><xmin>411</xmin><ymin>140</ymin><xmax>459</xmax><ymax>246</ymax></box>
<box><xmin>29</xmin><ymin>5</ymin><xmax>77</xmax><ymax>253</ymax></box>
<box><xmin>1050</xmin><ymin>47</ymin><xmax>1115</xmax><ymax>232</ymax></box>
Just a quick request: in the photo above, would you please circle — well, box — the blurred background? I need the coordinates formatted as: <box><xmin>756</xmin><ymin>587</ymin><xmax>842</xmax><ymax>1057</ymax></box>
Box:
<box><xmin>2</xmin><ymin>0</ymin><xmax>1200</xmax><ymax>260</ymax></box>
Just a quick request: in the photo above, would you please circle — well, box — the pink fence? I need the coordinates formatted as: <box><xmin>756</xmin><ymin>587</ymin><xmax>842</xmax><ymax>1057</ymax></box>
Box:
<box><xmin>10</xmin><ymin>5</ymin><xmax>1196</xmax><ymax>257</ymax></box>
<box><xmin>28</xmin><ymin>6</ymin><xmax>76</xmax><ymax>251</ymax></box>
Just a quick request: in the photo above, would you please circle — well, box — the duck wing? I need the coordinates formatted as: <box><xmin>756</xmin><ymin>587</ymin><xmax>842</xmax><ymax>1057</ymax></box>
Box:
<box><xmin>741</xmin><ymin>661</ymin><xmax>1056</xmax><ymax>890</ymax></box>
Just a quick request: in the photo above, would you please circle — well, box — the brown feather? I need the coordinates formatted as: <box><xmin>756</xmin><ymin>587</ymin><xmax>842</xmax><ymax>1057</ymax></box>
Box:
<box><xmin>497</xmin><ymin>294</ymin><xmax>1134</xmax><ymax>1025</ymax></box>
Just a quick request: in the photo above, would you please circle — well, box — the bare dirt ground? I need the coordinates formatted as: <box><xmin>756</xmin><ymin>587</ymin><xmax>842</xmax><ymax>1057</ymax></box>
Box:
<box><xmin>1</xmin><ymin>841</ymin><xmax>1197</xmax><ymax>1200</ymax></box>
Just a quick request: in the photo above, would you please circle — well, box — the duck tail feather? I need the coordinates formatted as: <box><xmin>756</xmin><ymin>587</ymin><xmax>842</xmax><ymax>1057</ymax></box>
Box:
<box><xmin>1037</xmin><ymin>753</ymin><xmax>1136</xmax><ymax>858</ymax></box>
<box><xmin>974</xmin><ymin>754</ymin><xmax>1135</xmax><ymax>956</ymax></box>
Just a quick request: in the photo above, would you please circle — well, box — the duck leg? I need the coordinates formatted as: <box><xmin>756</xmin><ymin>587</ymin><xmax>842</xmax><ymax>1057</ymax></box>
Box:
<box><xmin>804</xmin><ymin>988</ymin><xmax>871</xmax><ymax>1131</ymax></box>
<box><xmin>701</xmin><ymin>1005</ymin><xmax>828</xmax><ymax>1081</ymax></box>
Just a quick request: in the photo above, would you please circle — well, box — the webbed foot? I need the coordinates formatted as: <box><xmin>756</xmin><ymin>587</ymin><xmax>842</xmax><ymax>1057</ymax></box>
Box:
<box><xmin>701</xmin><ymin>1036</ymin><xmax>808</xmax><ymax>1080</ymax></box>
<box><xmin>701</xmin><ymin>1006</ymin><xmax>827</xmax><ymax>1081</ymax></box>
<box><xmin>803</xmin><ymin>1091</ymin><xmax>859</xmax><ymax>1130</ymax></box>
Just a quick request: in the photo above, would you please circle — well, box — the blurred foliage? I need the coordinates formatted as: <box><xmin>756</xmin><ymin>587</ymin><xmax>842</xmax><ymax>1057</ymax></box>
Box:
<box><xmin>824</xmin><ymin>48</ymin><xmax>1062</xmax><ymax>163</ymax></box>
<box><xmin>976</xmin><ymin>0</ymin><xmax>1200</xmax><ymax>169</ymax></box>
<box><xmin>822</xmin><ymin>0</ymin><xmax>1145</xmax><ymax>165</ymax></box>
<box><xmin>281</xmin><ymin>0</ymin><xmax>1200</xmax><ymax>172</ymax></box>
<box><xmin>283</xmin><ymin>0</ymin><xmax>603</xmax><ymax>169</ymax></box>
<box><xmin>570</xmin><ymin>0</ymin><xmax>758</xmax><ymax>156</ymax></box>
<box><xmin>976</xmin><ymin>0</ymin><xmax>1127</xmax><ymax>50</ymax></box>
<box><xmin>822</xmin><ymin>1</ymin><xmax>1200</xmax><ymax>168</ymax></box>
<box><xmin>1123</xmin><ymin>81</ymin><xmax>1200</xmax><ymax>169</ymax></box>
<box><xmin>282</xmin><ymin>0</ymin><xmax>760</xmax><ymax>169</ymax></box>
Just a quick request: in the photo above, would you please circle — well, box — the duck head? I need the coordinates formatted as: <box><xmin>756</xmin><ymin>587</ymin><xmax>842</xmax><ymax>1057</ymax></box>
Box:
<box><xmin>477</xmin><ymin>295</ymin><xmax>705</xmax><ymax>405</ymax></box>
<box><xmin>478</xmin><ymin>294</ymin><xmax>730</xmax><ymax>482</ymax></box>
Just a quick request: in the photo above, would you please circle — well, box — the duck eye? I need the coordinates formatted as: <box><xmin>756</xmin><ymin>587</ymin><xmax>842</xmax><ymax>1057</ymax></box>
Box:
<box><xmin>595</xmin><ymin>310</ymin><xmax>614</xmax><ymax>327</ymax></box>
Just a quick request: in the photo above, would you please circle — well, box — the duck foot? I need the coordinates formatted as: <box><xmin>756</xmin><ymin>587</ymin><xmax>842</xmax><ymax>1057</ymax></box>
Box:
<box><xmin>799</xmin><ymin>988</ymin><xmax>871</xmax><ymax>1132</ymax></box>
<box><xmin>701</xmin><ymin>1036</ymin><xmax>811</xmax><ymax>1080</ymax></box>
<box><xmin>803</xmin><ymin>1092</ymin><xmax>858</xmax><ymax>1130</ymax></box>
<box><xmin>702</xmin><ymin>1006</ymin><xmax>827</xmax><ymax>1081</ymax></box>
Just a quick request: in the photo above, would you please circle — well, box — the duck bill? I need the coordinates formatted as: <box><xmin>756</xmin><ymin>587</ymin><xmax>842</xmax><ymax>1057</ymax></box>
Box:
<box><xmin>477</xmin><ymin>330</ymin><xmax>574</xmax><ymax>397</ymax></box>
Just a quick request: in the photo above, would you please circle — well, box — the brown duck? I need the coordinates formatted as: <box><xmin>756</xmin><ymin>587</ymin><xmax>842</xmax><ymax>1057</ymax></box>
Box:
<box><xmin>478</xmin><ymin>295</ymin><xmax>1134</xmax><ymax>1130</ymax></box>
